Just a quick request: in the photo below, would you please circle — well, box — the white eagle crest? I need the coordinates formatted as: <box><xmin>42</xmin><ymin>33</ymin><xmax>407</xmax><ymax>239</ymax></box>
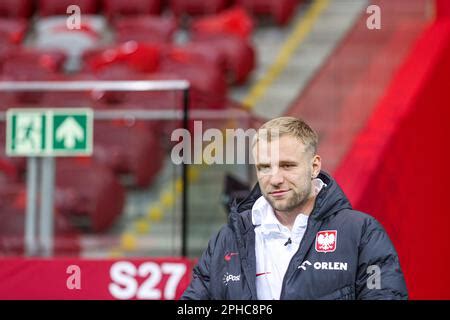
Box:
<box><xmin>317</xmin><ymin>232</ymin><xmax>336</xmax><ymax>250</ymax></box>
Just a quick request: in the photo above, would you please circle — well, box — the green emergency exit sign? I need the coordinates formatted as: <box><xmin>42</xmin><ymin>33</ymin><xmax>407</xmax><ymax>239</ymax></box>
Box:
<box><xmin>6</xmin><ymin>108</ymin><xmax>93</xmax><ymax>156</ymax></box>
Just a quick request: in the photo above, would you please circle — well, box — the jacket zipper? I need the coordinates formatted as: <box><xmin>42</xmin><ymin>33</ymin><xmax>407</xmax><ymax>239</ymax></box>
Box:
<box><xmin>278</xmin><ymin>217</ymin><xmax>313</xmax><ymax>299</ymax></box>
<box><xmin>278</xmin><ymin>187</ymin><xmax>327</xmax><ymax>299</ymax></box>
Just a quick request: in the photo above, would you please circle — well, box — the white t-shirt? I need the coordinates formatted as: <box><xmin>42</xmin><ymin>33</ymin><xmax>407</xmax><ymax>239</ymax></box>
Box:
<box><xmin>251</xmin><ymin>179</ymin><xmax>326</xmax><ymax>300</ymax></box>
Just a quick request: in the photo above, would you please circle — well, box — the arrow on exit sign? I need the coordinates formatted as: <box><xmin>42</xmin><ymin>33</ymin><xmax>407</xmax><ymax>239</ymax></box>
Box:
<box><xmin>55</xmin><ymin>116</ymin><xmax>85</xmax><ymax>149</ymax></box>
<box><xmin>6</xmin><ymin>108</ymin><xmax>93</xmax><ymax>157</ymax></box>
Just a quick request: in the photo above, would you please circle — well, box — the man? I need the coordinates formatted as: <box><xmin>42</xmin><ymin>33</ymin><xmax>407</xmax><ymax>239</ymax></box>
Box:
<box><xmin>182</xmin><ymin>117</ymin><xmax>407</xmax><ymax>300</ymax></box>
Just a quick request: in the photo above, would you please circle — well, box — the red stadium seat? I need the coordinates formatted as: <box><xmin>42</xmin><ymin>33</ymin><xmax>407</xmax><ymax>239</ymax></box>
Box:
<box><xmin>84</xmin><ymin>41</ymin><xmax>160</xmax><ymax>73</ymax></box>
<box><xmin>83</xmin><ymin>41</ymin><xmax>227</xmax><ymax>108</ymax></box>
<box><xmin>159</xmin><ymin>57</ymin><xmax>228</xmax><ymax>107</ymax></box>
<box><xmin>1</xmin><ymin>58</ymin><xmax>61</xmax><ymax>83</ymax></box>
<box><xmin>93</xmin><ymin>121</ymin><xmax>165</xmax><ymax>188</ymax></box>
<box><xmin>235</xmin><ymin>0</ymin><xmax>299</xmax><ymax>25</ymax></box>
<box><xmin>0</xmin><ymin>127</ymin><xmax>26</xmax><ymax>182</ymax></box>
<box><xmin>39</xmin><ymin>73</ymin><xmax>101</xmax><ymax>109</ymax></box>
<box><xmin>0</xmin><ymin>183</ymin><xmax>78</xmax><ymax>236</ymax></box>
<box><xmin>103</xmin><ymin>0</ymin><xmax>163</xmax><ymax>19</ymax></box>
<box><xmin>0</xmin><ymin>158</ymin><xmax>22</xmax><ymax>182</ymax></box>
<box><xmin>0</xmin><ymin>182</ymin><xmax>81</xmax><ymax>256</ymax></box>
<box><xmin>170</xmin><ymin>0</ymin><xmax>230</xmax><ymax>16</ymax></box>
<box><xmin>83</xmin><ymin>42</ymin><xmax>163</xmax><ymax>105</ymax></box>
<box><xmin>0</xmin><ymin>18</ymin><xmax>28</xmax><ymax>45</ymax></box>
<box><xmin>190</xmin><ymin>33</ymin><xmax>255</xmax><ymax>85</ymax></box>
<box><xmin>191</xmin><ymin>7</ymin><xmax>254</xmax><ymax>40</ymax></box>
<box><xmin>38</xmin><ymin>0</ymin><xmax>99</xmax><ymax>16</ymax></box>
<box><xmin>1</xmin><ymin>48</ymin><xmax>67</xmax><ymax>75</ymax></box>
<box><xmin>189</xmin><ymin>8</ymin><xmax>255</xmax><ymax>84</ymax></box>
<box><xmin>95</xmin><ymin>67</ymin><xmax>150</xmax><ymax>105</ymax></box>
<box><xmin>56</xmin><ymin>159</ymin><xmax>125</xmax><ymax>232</ymax></box>
<box><xmin>165</xmin><ymin>42</ymin><xmax>227</xmax><ymax>74</ymax></box>
<box><xmin>92</xmin><ymin>65</ymin><xmax>228</xmax><ymax>110</ymax></box>
<box><xmin>114</xmin><ymin>15</ymin><xmax>178</xmax><ymax>44</ymax></box>
<box><xmin>42</xmin><ymin>91</ymin><xmax>95</xmax><ymax>108</ymax></box>
<box><xmin>0</xmin><ymin>160</ymin><xmax>125</xmax><ymax>235</ymax></box>
<box><xmin>0</xmin><ymin>49</ymin><xmax>66</xmax><ymax>104</ymax></box>
<box><xmin>0</xmin><ymin>0</ymin><xmax>33</xmax><ymax>18</ymax></box>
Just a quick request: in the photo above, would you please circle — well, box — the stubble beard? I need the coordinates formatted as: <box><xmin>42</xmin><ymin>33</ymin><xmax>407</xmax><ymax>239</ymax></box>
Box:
<box><xmin>265</xmin><ymin>181</ymin><xmax>313</xmax><ymax>216</ymax></box>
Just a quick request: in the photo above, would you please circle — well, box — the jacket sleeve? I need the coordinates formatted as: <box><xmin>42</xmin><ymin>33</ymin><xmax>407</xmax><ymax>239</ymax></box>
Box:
<box><xmin>180</xmin><ymin>230</ymin><xmax>221</xmax><ymax>300</ymax></box>
<box><xmin>355</xmin><ymin>217</ymin><xmax>408</xmax><ymax>300</ymax></box>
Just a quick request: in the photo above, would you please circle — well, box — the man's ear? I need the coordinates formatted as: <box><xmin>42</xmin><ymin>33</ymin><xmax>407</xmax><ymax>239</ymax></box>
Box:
<box><xmin>311</xmin><ymin>154</ymin><xmax>321</xmax><ymax>178</ymax></box>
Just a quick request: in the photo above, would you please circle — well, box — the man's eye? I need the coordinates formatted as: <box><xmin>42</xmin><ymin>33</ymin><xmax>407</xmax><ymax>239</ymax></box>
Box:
<box><xmin>258</xmin><ymin>166</ymin><xmax>271</xmax><ymax>172</ymax></box>
<box><xmin>282</xmin><ymin>164</ymin><xmax>295</xmax><ymax>168</ymax></box>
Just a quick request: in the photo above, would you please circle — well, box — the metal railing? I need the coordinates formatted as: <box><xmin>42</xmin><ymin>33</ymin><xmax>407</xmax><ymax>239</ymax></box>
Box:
<box><xmin>0</xmin><ymin>80</ymin><xmax>191</xmax><ymax>256</ymax></box>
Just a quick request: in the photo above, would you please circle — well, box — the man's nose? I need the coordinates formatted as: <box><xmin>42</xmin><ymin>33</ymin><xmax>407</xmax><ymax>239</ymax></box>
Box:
<box><xmin>269</xmin><ymin>168</ymin><xmax>284</xmax><ymax>186</ymax></box>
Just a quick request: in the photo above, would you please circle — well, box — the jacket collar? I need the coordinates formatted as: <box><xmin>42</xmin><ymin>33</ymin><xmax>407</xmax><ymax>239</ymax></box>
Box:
<box><xmin>227</xmin><ymin>171</ymin><xmax>352</xmax><ymax>300</ymax></box>
<box><xmin>229</xmin><ymin>171</ymin><xmax>352</xmax><ymax>234</ymax></box>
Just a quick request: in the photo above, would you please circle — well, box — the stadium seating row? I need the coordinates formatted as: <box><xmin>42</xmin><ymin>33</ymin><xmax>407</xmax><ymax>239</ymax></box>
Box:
<box><xmin>0</xmin><ymin>8</ymin><xmax>256</xmax><ymax>109</ymax></box>
<box><xmin>0</xmin><ymin>0</ymin><xmax>301</xmax><ymax>25</ymax></box>
<box><xmin>0</xmin><ymin>1</ymin><xmax>301</xmax><ymax>248</ymax></box>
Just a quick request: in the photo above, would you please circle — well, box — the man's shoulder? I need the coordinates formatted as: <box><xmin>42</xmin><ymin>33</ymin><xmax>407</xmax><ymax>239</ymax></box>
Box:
<box><xmin>210</xmin><ymin>210</ymin><xmax>253</xmax><ymax>249</ymax></box>
<box><xmin>332</xmin><ymin>208</ymin><xmax>385</xmax><ymax>234</ymax></box>
<box><xmin>207</xmin><ymin>223</ymin><xmax>237</xmax><ymax>247</ymax></box>
<box><xmin>216</xmin><ymin>224</ymin><xmax>234</xmax><ymax>237</ymax></box>
<box><xmin>338</xmin><ymin>208</ymin><xmax>376</xmax><ymax>220</ymax></box>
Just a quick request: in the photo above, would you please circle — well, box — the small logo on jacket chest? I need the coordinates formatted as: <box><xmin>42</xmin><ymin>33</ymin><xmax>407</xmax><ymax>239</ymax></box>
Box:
<box><xmin>298</xmin><ymin>260</ymin><xmax>348</xmax><ymax>271</ymax></box>
<box><xmin>315</xmin><ymin>230</ymin><xmax>337</xmax><ymax>253</ymax></box>
<box><xmin>224</xmin><ymin>252</ymin><xmax>239</xmax><ymax>261</ymax></box>
<box><xmin>222</xmin><ymin>272</ymin><xmax>241</xmax><ymax>285</ymax></box>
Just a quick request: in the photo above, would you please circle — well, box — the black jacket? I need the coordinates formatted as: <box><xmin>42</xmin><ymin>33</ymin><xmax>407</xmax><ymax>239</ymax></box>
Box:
<box><xmin>182</xmin><ymin>172</ymin><xmax>408</xmax><ymax>300</ymax></box>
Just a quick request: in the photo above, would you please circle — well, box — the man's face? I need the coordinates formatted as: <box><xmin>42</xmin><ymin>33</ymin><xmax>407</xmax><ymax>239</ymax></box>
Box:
<box><xmin>252</xmin><ymin>135</ymin><xmax>321</xmax><ymax>215</ymax></box>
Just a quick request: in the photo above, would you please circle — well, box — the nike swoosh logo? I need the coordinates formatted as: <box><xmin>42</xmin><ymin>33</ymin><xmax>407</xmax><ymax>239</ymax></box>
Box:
<box><xmin>224</xmin><ymin>252</ymin><xmax>239</xmax><ymax>261</ymax></box>
<box><xmin>256</xmin><ymin>272</ymin><xmax>271</xmax><ymax>277</ymax></box>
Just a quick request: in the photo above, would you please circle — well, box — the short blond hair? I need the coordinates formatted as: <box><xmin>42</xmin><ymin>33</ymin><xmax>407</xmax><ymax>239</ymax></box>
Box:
<box><xmin>254</xmin><ymin>116</ymin><xmax>318</xmax><ymax>154</ymax></box>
